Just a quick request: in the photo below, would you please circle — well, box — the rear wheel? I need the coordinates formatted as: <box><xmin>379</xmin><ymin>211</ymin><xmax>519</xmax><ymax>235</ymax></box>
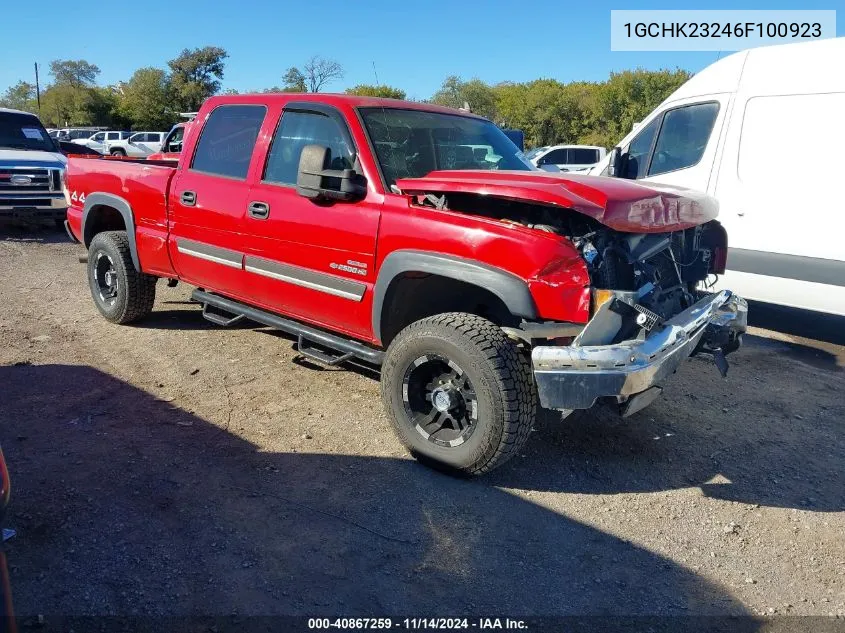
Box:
<box><xmin>109</xmin><ymin>148</ymin><xmax>126</xmax><ymax>157</ymax></box>
<box><xmin>87</xmin><ymin>231</ymin><xmax>156</xmax><ymax>324</ymax></box>
<box><xmin>381</xmin><ymin>313</ymin><xmax>536</xmax><ymax>475</ymax></box>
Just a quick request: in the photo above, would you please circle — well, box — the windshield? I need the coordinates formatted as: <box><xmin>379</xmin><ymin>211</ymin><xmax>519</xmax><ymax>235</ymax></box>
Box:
<box><xmin>359</xmin><ymin>108</ymin><xmax>534</xmax><ymax>187</ymax></box>
<box><xmin>524</xmin><ymin>147</ymin><xmax>547</xmax><ymax>160</ymax></box>
<box><xmin>0</xmin><ymin>112</ymin><xmax>57</xmax><ymax>152</ymax></box>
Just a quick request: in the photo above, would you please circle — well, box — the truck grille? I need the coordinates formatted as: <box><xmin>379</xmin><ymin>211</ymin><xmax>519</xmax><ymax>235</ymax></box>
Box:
<box><xmin>0</xmin><ymin>168</ymin><xmax>57</xmax><ymax>193</ymax></box>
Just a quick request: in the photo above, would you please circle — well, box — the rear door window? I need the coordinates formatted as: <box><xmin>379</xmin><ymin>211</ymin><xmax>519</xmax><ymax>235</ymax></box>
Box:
<box><xmin>568</xmin><ymin>148</ymin><xmax>600</xmax><ymax>164</ymax></box>
<box><xmin>190</xmin><ymin>105</ymin><xmax>266</xmax><ymax>179</ymax></box>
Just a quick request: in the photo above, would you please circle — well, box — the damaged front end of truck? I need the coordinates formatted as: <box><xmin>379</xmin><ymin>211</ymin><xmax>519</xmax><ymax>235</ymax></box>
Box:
<box><xmin>396</xmin><ymin>170</ymin><xmax>748</xmax><ymax>418</ymax></box>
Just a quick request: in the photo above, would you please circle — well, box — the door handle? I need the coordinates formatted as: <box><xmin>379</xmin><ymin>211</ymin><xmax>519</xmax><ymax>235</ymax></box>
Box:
<box><xmin>180</xmin><ymin>190</ymin><xmax>197</xmax><ymax>206</ymax></box>
<box><xmin>248</xmin><ymin>201</ymin><xmax>270</xmax><ymax>219</ymax></box>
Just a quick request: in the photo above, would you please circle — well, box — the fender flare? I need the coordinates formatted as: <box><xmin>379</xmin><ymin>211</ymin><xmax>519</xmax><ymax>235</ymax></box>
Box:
<box><xmin>372</xmin><ymin>250</ymin><xmax>537</xmax><ymax>343</ymax></box>
<box><xmin>82</xmin><ymin>192</ymin><xmax>140</xmax><ymax>271</ymax></box>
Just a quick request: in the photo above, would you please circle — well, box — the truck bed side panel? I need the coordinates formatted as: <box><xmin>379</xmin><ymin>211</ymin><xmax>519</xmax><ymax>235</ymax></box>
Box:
<box><xmin>66</xmin><ymin>157</ymin><xmax>178</xmax><ymax>276</ymax></box>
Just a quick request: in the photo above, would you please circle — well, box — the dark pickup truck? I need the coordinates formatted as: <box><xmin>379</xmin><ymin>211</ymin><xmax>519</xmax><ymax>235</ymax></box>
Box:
<box><xmin>65</xmin><ymin>94</ymin><xmax>746</xmax><ymax>475</ymax></box>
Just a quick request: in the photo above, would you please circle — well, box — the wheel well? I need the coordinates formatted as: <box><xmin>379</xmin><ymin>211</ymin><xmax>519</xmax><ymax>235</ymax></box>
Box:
<box><xmin>379</xmin><ymin>273</ymin><xmax>518</xmax><ymax>346</ymax></box>
<box><xmin>84</xmin><ymin>205</ymin><xmax>126</xmax><ymax>247</ymax></box>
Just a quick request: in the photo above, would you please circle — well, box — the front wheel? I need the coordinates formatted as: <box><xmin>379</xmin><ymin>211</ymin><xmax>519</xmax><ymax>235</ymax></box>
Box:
<box><xmin>109</xmin><ymin>149</ymin><xmax>126</xmax><ymax>157</ymax></box>
<box><xmin>87</xmin><ymin>231</ymin><xmax>157</xmax><ymax>324</ymax></box>
<box><xmin>381</xmin><ymin>313</ymin><xmax>536</xmax><ymax>476</ymax></box>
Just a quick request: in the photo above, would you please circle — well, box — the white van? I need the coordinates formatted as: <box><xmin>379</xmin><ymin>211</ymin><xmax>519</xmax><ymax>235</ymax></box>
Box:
<box><xmin>590</xmin><ymin>37</ymin><xmax>845</xmax><ymax>317</ymax></box>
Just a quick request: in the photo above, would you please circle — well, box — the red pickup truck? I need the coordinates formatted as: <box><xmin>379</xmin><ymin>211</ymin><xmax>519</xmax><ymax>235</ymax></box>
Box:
<box><xmin>64</xmin><ymin>94</ymin><xmax>746</xmax><ymax>475</ymax></box>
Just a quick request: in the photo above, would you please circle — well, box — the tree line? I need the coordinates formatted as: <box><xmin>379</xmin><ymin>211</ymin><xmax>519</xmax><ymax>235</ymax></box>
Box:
<box><xmin>1</xmin><ymin>46</ymin><xmax>689</xmax><ymax>149</ymax></box>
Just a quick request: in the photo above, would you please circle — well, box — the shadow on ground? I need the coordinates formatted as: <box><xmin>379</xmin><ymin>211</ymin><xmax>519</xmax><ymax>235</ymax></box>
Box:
<box><xmin>0</xmin><ymin>224</ymin><xmax>69</xmax><ymax>246</ymax></box>
<box><xmin>0</xmin><ymin>363</ymin><xmax>753</xmax><ymax>628</ymax></box>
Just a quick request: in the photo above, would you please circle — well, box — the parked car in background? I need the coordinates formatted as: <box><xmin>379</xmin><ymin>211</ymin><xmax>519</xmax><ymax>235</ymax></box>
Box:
<box><xmin>146</xmin><ymin>122</ymin><xmax>188</xmax><ymax>160</ymax></box>
<box><xmin>0</xmin><ymin>108</ymin><xmax>67</xmax><ymax>227</ymax></box>
<box><xmin>105</xmin><ymin>131</ymin><xmax>165</xmax><ymax>157</ymax></box>
<box><xmin>65</xmin><ymin>93</ymin><xmax>746</xmax><ymax>476</ymax></box>
<box><xmin>591</xmin><ymin>37</ymin><xmax>845</xmax><ymax>318</ymax></box>
<box><xmin>526</xmin><ymin>145</ymin><xmax>606</xmax><ymax>172</ymax></box>
<box><xmin>72</xmin><ymin>130</ymin><xmax>131</xmax><ymax>153</ymax></box>
<box><xmin>56</xmin><ymin>128</ymin><xmax>100</xmax><ymax>142</ymax></box>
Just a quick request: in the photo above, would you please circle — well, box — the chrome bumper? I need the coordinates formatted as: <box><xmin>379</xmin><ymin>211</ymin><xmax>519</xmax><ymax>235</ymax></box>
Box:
<box><xmin>532</xmin><ymin>290</ymin><xmax>747</xmax><ymax>413</ymax></box>
<box><xmin>0</xmin><ymin>194</ymin><xmax>67</xmax><ymax>218</ymax></box>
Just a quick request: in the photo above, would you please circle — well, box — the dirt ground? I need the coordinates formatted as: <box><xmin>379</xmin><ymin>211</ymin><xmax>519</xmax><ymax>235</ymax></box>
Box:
<box><xmin>0</xmin><ymin>225</ymin><xmax>843</xmax><ymax>626</ymax></box>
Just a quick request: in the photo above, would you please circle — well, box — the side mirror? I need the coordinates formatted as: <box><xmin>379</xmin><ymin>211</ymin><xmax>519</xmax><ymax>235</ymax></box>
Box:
<box><xmin>296</xmin><ymin>144</ymin><xmax>366</xmax><ymax>202</ymax></box>
<box><xmin>607</xmin><ymin>147</ymin><xmax>622</xmax><ymax>178</ymax></box>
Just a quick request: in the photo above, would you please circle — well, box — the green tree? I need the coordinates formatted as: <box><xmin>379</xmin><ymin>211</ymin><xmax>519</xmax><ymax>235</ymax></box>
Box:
<box><xmin>281</xmin><ymin>67</ymin><xmax>306</xmax><ymax>92</ymax></box>
<box><xmin>345</xmin><ymin>84</ymin><xmax>406</xmax><ymax>99</ymax></box>
<box><xmin>49</xmin><ymin>59</ymin><xmax>100</xmax><ymax>87</ymax></box>
<box><xmin>0</xmin><ymin>81</ymin><xmax>38</xmax><ymax>113</ymax></box>
<box><xmin>40</xmin><ymin>83</ymin><xmax>96</xmax><ymax>127</ymax></box>
<box><xmin>589</xmin><ymin>68</ymin><xmax>690</xmax><ymax>148</ymax></box>
<box><xmin>431</xmin><ymin>76</ymin><xmax>497</xmax><ymax>120</ymax></box>
<box><xmin>117</xmin><ymin>68</ymin><xmax>174</xmax><ymax>129</ymax></box>
<box><xmin>167</xmin><ymin>46</ymin><xmax>229</xmax><ymax>111</ymax></box>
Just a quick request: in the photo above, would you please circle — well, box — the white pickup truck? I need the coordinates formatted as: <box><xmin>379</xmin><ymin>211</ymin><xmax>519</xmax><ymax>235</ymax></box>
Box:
<box><xmin>0</xmin><ymin>108</ymin><xmax>67</xmax><ymax>227</ymax></box>
<box><xmin>104</xmin><ymin>131</ymin><xmax>166</xmax><ymax>157</ymax></box>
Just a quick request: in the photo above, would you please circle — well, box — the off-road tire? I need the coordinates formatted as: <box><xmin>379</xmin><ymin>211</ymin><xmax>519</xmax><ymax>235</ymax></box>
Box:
<box><xmin>87</xmin><ymin>231</ymin><xmax>156</xmax><ymax>324</ymax></box>
<box><xmin>381</xmin><ymin>312</ymin><xmax>536</xmax><ymax>475</ymax></box>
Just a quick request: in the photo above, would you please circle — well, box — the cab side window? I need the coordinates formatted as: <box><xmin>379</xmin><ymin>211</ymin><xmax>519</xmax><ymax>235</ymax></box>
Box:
<box><xmin>648</xmin><ymin>102</ymin><xmax>719</xmax><ymax>176</ymax></box>
<box><xmin>166</xmin><ymin>127</ymin><xmax>185</xmax><ymax>152</ymax></box>
<box><xmin>621</xmin><ymin>102</ymin><xmax>720</xmax><ymax>179</ymax></box>
<box><xmin>190</xmin><ymin>105</ymin><xmax>266</xmax><ymax>179</ymax></box>
<box><xmin>623</xmin><ymin>118</ymin><xmax>659</xmax><ymax>179</ymax></box>
<box><xmin>263</xmin><ymin>110</ymin><xmax>354</xmax><ymax>186</ymax></box>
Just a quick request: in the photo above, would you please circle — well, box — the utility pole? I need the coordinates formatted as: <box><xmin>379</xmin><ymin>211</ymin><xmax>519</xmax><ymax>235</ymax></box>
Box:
<box><xmin>34</xmin><ymin>62</ymin><xmax>41</xmax><ymax>115</ymax></box>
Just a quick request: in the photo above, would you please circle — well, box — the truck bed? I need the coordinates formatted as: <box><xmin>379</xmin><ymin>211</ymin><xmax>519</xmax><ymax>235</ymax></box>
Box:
<box><xmin>65</xmin><ymin>155</ymin><xmax>179</xmax><ymax>277</ymax></box>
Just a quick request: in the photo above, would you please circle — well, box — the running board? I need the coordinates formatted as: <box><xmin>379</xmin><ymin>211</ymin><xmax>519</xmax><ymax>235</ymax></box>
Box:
<box><xmin>192</xmin><ymin>290</ymin><xmax>384</xmax><ymax>366</ymax></box>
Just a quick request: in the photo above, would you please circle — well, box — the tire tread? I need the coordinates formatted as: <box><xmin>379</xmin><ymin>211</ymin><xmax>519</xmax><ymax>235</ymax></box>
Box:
<box><xmin>381</xmin><ymin>312</ymin><xmax>536</xmax><ymax>475</ymax></box>
<box><xmin>89</xmin><ymin>231</ymin><xmax>156</xmax><ymax>324</ymax></box>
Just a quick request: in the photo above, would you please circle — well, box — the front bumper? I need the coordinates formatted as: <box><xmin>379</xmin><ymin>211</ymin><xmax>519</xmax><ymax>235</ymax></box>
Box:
<box><xmin>0</xmin><ymin>195</ymin><xmax>66</xmax><ymax>220</ymax></box>
<box><xmin>532</xmin><ymin>290</ymin><xmax>747</xmax><ymax>413</ymax></box>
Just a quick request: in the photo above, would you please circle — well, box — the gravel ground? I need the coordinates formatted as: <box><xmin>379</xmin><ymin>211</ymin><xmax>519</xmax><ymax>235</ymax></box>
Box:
<box><xmin>0</xmin><ymin>226</ymin><xmax>843</xmax><ymax>627</ymax></box>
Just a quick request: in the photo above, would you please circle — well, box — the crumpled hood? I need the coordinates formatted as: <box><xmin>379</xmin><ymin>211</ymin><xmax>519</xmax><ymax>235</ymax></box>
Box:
<box><xmin>395</xmin><ymin>170</ymin><xmax>719</xmax><ymax>233</ymax></box>
<box><xmin>0</xmin><ymin>149</ymin><xmax>66</xmax><ymax>168</ymax></box>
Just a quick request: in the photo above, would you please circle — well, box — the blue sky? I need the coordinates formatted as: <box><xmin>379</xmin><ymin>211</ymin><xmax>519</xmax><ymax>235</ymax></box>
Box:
<box><xmin>2</xmin><ymin>0</ymin><xmax>840</xmax><ymax>98</ymax></box>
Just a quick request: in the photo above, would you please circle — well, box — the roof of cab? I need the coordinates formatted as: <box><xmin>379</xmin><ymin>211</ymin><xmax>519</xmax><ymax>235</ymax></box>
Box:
<box><xmin>200</xmin><ymin>93</ymin><xmax>488</xmax><ymax>119</ymax></box>
<box><xmin>0</xmin><ymin>107</ymin><xmax>40</xmax><ymax>116</ymax></box>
